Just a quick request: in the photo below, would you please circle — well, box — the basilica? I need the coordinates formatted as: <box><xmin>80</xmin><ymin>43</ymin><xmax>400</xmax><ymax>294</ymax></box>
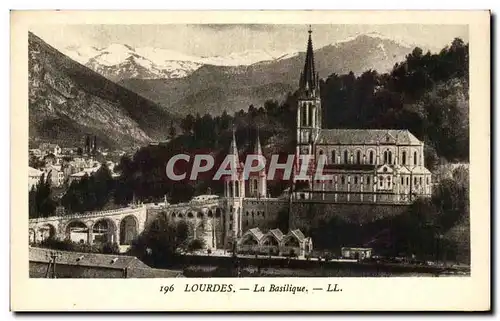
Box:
<box><xmin>293</xmin><ymin>27</ymin><xmax>432</xmax><ymax>203</ymax></box>
<box><xmin>221</xmin><ymin>27</ymin><xmax>433</xmax><ymax>249</ymax></box>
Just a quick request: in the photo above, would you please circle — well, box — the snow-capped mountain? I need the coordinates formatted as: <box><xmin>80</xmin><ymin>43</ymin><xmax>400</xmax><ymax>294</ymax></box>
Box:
<box><xmin>60</xmin><ymin>32</ymin><xmax>413</xmax><ymax>83</ymax></box>
<box><xmin>62</xmin><ymin>43</ymin><xmax>299</xmax><ymax>82</ymax></box>
<box><xmin>333</xmin><ymin>32</ymin><xmax>414</xmax><ymax>49</ymax></box>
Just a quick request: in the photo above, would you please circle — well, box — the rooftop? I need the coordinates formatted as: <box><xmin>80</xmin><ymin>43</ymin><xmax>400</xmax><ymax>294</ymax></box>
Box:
<box><xmin>317</xmin><ymin>129</ymin><xmax>422</xmax><ymax>145</ymax></box>
<box><xmin>29</xmin><ymin>247</ymin><xmax>150</xmax><ymax>270</ymax></box>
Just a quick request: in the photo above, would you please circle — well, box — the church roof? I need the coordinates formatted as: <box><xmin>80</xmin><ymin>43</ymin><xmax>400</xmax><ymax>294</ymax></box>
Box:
<box><xmin>317</xmin><ymin>129</ymin><xmax>422</xmax><ymax>145</ymax></box>
<box><xmin>268</xmin><ymin>228</ymin><xmax>284</xmax><ymax>241</ymax></box>
<box><xmin>324</xmin><ymin>164</ymin><xmax>377</xmax><ymax>171</ymax></box>
<box><xmin>288</xmin><ymin>229</ymin><xmax>306</xmax><ymax>242</ymax></box>
<box><xmin>247</xmin><ymin>227</ymin><xmax>264</xmax><ymax>241</ymax></box>
<box><xmin>408</xmin><ymin>165</ymin><xmax>432</xmax><ymax>175</ymax></box>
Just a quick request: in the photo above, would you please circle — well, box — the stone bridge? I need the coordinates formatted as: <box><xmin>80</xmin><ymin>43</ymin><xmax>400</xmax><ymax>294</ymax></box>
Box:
<box><xmin>29</xmin><ymin>205</ymin><xmax>148</xmax><ymax>247</ymax></box>
<box><xmin>28</xmin><ymin>198</ymin><xmax>227</xmax><ymax>250</ymax></box>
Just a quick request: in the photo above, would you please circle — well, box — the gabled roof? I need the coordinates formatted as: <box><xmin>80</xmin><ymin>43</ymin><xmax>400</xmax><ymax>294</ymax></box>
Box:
<box><xmin>317</xmin><ymin>129</ymin><xmax>422</xmax><ymax>145</ymax></box>
<box><xmin>29</xmin><ymin>247</ymin><xmax>150</xmax><ymax>270</ymax></box>
<box><xmin>408</xmin><ymin>165</ymin><xmax>432</xmax><ymax>175</ymax></box>
<box><xmin>245</xmin><ymin>227</ymin><xmax>264</xmax><ymax>241</ymax></box>
<box><xmin>267</xmin><ymin>228</ymin><xmax>284</xmax><ymax>241</ymax></box>
<box><xmin>288</xmin><ymin>229</ymin><xmax>306</xmax><ymax>242</ymax></box>
<box><xmin>376</xmin><ymin>164</ymin><xmax>394</xmax><ymax>174</ymax></box>
<box><xmin>29</xmin><ymin>167</ymin><xmax>43</xmax><ymax>177</ymax></box>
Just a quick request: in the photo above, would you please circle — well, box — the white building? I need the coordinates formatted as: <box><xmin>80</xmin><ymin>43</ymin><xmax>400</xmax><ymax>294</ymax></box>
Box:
<box><xmin>29</xmin><ymin>167</ymin><xmax>43</xmax><ymax>190</ymax></box>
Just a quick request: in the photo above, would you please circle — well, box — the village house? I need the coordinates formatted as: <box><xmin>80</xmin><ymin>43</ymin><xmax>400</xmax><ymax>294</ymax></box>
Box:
<box><xmin>29</xmin><ymin>166</ymin><xmax>43</xmax><ymax>190</ymax></box>
<box><xmin>39</xmin><ymin>143</ymin><xmax>62</xmax><ymax>157</ymax></box>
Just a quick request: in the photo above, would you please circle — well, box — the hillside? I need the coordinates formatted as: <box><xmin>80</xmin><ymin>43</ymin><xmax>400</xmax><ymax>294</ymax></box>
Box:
<box><xmin>119</xmin><ymin>34</ymin><xmax>412</xmax><ymax>116</ymax></box>
<box><xmin>28</xmin><ymin>32</ymin><xmax>175</xmax><ymax>149</ymax></box>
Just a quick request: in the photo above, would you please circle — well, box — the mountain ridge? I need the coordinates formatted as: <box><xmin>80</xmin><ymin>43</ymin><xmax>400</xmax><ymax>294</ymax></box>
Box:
<box><xmin>28</xmin><ymin>32</ymin><xmax>175</xmax><ymax>149</ymax></box>
<box><xmin>118</xmin><ymin>34</ymin><xmax>414</xmax><ymax>116</ymax></box>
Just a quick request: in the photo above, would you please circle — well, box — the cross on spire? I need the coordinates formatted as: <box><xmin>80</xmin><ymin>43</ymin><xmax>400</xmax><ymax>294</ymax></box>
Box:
<box><xmin>300</xmin><ymin>24</ymin><xmax>317</xmax><ymax>92</ymax></box>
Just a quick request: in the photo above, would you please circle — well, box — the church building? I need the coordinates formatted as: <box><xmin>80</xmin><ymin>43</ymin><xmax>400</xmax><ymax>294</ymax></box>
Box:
<box><xmin>293</xmin><ymin>27</ymin><xmax>432</xmax><ymax>203</ymax></box>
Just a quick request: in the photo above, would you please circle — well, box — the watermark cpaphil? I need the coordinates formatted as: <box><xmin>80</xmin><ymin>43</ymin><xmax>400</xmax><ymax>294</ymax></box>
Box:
<box><xmin>165</xmin><ymin>153</ymin><xmax>333</xmax><ymax>182</ymax></box>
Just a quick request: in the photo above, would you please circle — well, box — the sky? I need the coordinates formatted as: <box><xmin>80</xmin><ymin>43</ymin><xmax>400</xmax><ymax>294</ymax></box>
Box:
<box><xmin>30</xmin><ymin>24</ymin><xmax>469</xmax><ymax>56</ymax></box>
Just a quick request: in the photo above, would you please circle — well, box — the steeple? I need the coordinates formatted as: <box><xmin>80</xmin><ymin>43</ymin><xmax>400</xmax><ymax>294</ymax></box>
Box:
<box><xmin>254</xmin><ymin>128</ymin><xmax>263</xmax><ymax>156</ymax></box>
<box><xmin>230</xmin><ymin>126</ymin><xmax>240</xmax><ymax>165</ymax></box>
<box><xmin>300</xmin><ymin>25</ymin><xmax>317</xmax><ymax>92</ymax></box>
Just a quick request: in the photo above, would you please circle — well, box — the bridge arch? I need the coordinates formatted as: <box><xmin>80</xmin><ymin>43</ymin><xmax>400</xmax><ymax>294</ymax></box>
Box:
<box><xmin>92</xmin><ymin>218</ymin><xmax>117</xmax><ymax>244</ymax></box>
<box><xmin>65</xmin><ymin>220</ymin><xmax>89</xmax><ymax>244</ymax></box>
<box><xmin>197</xmin><ymin>211</ymin><xmax>204</xmax><ymax>219</ymax></box>
<box><xmin>29</xmin><ymin>228</ymin><xmax>36</xmax><ymax>244</ymax></box>
<box><xmin>207</xmin><ymin>210</ymin><xmax>213</xmax><ymax>218</ymax></box>
<box><xmin>38</xmin><ymin>223</ymin><xmax>56</xmax><ymax>243</ymax></box>
<box><xmin>187</xmin><ymin>212</ymin><xmax>194</xmax><ymax>219</ymax></box>
<box><xmin>119</xmin><ymin>215</ymin><xmax>138</xmax><ymax>245</ymax></box>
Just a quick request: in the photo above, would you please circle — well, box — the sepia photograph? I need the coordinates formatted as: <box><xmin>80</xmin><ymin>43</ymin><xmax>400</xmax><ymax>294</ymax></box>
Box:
<box><xmin>10</xmin><ymin>10</ymin><xmax>490</xmax><ymax>311</ymax></box>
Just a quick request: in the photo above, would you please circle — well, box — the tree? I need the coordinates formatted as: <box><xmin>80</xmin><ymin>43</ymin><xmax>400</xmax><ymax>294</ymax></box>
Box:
<box><xmin>168</xmin><ymin>121</ymin><xmax>177</xmax><ymax>139</ymax></box>
<box><xmin>29</xmin><ymin>173</ymin><xmax>56</xmax><ymax>218</ymax></box>
<box><xmin>180</xmin><ymin>114</ymin><xmax>195</xmax><ymax>134</ymax></box>
<box><xmin>187</xmin><ymin>239</ymin><xmax>206</xmax><ymax>252</ymax></box>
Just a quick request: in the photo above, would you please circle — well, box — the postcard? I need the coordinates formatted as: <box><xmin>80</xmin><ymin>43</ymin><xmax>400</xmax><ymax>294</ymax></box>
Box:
<box><xmin>10</xmin><ymin>10</ymin><xmax>490</xmax><ymax>311</ymax></box>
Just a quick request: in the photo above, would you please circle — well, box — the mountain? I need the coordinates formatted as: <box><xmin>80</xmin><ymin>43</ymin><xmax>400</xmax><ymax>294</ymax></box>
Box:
<box><xmin>118</xmin><ymin>33</ymin><xmax>413</xmax><ymax>116</ymax></box>
<box><xmin>28</xmin><ymin>32</ymin><xmax>175</xmax><ymax>149</ymax></box>
<box><xmin>62</xmin><ymin>43</ymin><xmax>298</xmax><ymax>82</ymax></box>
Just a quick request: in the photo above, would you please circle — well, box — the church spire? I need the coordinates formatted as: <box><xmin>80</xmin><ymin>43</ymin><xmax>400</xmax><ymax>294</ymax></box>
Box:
<box><xmin>300</xmin><ymin>25</ymin><xmax>317</xmax><ymax>91</ymax></box>
<box><xmin>254</xmin><ymin>127</ymin><xmax>263</xmax><ymax>156</ymax></box>
<box><xmin>230</xmin><ymin>126</ymin><xmax>240</xmax><ymax>167</ymax></box>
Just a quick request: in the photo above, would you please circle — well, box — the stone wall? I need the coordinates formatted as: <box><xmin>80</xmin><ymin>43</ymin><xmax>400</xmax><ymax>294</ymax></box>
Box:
<box><xmin>146</xmin><ymin>206</ymin><xmax>225</xmax><ymax>249</ymax></box>
<box><xmin>29</xmin><ymin>262</ymin><xmax>124</xmax><ymax>278</ymax></box>
<box><xmin>290</xmin><ymin>201</ymin><xmax>409</xmax><ymax>232</ymax></box>
<box><xmin>242</xmin><ymin>199</ymin><xmax>288</xmax><ymax>232</ymax></box>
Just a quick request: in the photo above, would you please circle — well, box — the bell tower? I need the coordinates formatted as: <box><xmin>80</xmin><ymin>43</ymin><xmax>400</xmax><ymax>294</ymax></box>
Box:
<box><xmin>296</xmin><ymin>25</ymin><xmax>321</xmax><ymax>157</ymax></box>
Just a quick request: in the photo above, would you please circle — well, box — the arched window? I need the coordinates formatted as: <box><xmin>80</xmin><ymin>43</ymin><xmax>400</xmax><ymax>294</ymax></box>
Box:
<box><xmin>331</xmin><ymin>150</ymin><xmax>336</xmax><ymax>164</ymax></box>
<box><xmin>301</xmin><ymin>105</ymin><xmax>307</xmax><ymax>126</ymax></box>
<box><xmin>388</xmin><ymin>176</ymin><xmax>391</xmax><ymax>188</ymax></box>
<box><xmin>356</xmin><ymin>151</ymin><xmax>361</xmax><ymax>164</ymax></box>
<box><xmin>406</xmin><ymin>177</ymin><xmax>409</xmax><ymax>185</ymax></box>
<box><xmin>341</xmin><ymin>176</ymin><xmax>345</xmax><ymax>184</ymax></box>
<box><xmin>402</xmin><ymin>151</ymin><xmax>407</xmax><ymax>165</ymax></box>
<box><xmin>369</xmin><ymin>151</ymin><xmax>374</xmax><ymax>164</ymax></box>
<box><xmin>235</xmin><ymin>183</ymin><xmax>239</xmax><ymax>197</ymax></box>
<box><xmin>388</xmin><ymin>151</ymin><xmax>393</xmax><ymax>164</ymax></box>
<box><xmin>419</xmin><ymin>177</ymin><xmax>422</xmax><ymax>185</ymax></box>
<box><xmin>367</xmin><ymin>176</ymin><xmax>371</xmax><ymax>185</ymax></box>
<box><xmin>414</xmin><ymin>151</ymin><xmax>418</xmax><ymax>165</ymax></box>
<box><xmin>344</xmin><ymin>150</ymin><xmax>349</xmax><ymax>164</ymax></box>
<box><xmin>354</xmin><ymin>176</ymin><xmax>358</xmax><ymax>184</ymax></box>
<box><xmin>307</xmin><ymin>103</ymin><xmax>313</xmax><ymax>126</ymax></box>
<box><xmin>401</xmin><ymin>177</ymin><xmax>404</xmax><ymax>185</ymax></box>
<box><xmin>379</xmin><ymin>176</ymin><xmax>384</xmax><ymax>187</ymax></box>
<box><xmin>383</xmin><ymin>151</ymin><xmax>388</xmax><ymax>164</ymax></box>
